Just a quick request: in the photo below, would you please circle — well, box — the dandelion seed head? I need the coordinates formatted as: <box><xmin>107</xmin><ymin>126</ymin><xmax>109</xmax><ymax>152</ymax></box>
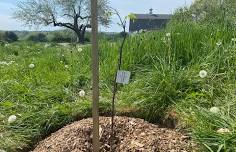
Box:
<box><xmin>199</xmin><ymin>70</ymin><xmax>207</xmax><ymax>78</ymax></box>
<box><xmin>210</xmin><ymin>107</ymin><xmax>220</xmax><ymax>114</ymax></box>
<box><xmin>29</xmin><ymin>63</ymin><xmax>35</xmax><ymax>69</ymax></box>
<box><xmin>0</xmin><ymin>61</ymin><xmax>15</xmax><ymax>66</ymax></box>
<box><xmin>0</xmin><ymin>61</ymin><xmax>9</xmax><ymax>66</ymax></box>
<box><xmin>231</xmin><ymin>38</ymin><xmax>236</xmax><ymax>42</ymax></box>
<box><xmin>44</xmin><ymin>43</ymin><xmax>50</xmax><ymax>48</ymax></box>
<box><xmin>8</xmin><ymin>115</ymin><xmax>17</xmax><ymax>124</ymax></box>
<box><xmin>217</xmin><ymin>128</ymin><xmax>230</xmax><ymax>134</ymax></box>
<box><xmin>79</xmin><ymin>90</ymin><xmax>85</xmax><ymax>97</ymax></box>
<box><xmin>166</xmin><ymin>33</ymin><xmax>171</xmax><ymax>37</ymax></box>
<box><xmin>78</xmin><ymin>47</ymin><xmax>83</xmax><ymax>52</ymax></box>
<box><xmin>65</xmin><ymin>65</ymin><xmax>69</xmax><ymax>69</ymax></box>
<box><xmin>139</xmin><ymin>29</ymin><xmax>146</xmax><ymax>33</ymax></box>
<box><xmin>4</xmin><ymin>44</ymin><xmax>9</xmax><ymax>47</ymax></box>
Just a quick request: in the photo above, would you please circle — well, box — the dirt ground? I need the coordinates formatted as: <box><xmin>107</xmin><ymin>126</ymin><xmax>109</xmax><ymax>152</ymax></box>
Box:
<box><xmin>33</xmin><ymin>117</ymin><xmax>195</xmax><ymax>152</ymax></box>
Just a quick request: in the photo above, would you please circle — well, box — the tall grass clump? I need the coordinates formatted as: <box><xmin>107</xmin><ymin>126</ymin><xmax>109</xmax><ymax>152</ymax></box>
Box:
<box><xmin>115</xmin><ymin>20</ymin><xmax>236</xmax><ymax>151</ymax></box>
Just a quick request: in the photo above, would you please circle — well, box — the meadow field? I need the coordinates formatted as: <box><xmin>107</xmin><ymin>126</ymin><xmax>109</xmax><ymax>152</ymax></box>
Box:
<box><xmin>1</xmin><ymin>20</ymin><xmax>236</xmax><ymax>151</ymax></box>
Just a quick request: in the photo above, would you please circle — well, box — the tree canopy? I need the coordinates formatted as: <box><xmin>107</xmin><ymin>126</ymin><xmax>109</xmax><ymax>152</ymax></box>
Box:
<box><xmin>14</xmin><ymin>0</ymin><xmax>111</xmax><ymax>43</ymax></box>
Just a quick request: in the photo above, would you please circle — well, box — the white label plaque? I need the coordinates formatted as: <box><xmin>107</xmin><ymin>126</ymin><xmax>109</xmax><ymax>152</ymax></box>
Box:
<box><xmin>116</xmin><ymin>70</ymin><xmax>131</xmax><ymax>84</ymax></box>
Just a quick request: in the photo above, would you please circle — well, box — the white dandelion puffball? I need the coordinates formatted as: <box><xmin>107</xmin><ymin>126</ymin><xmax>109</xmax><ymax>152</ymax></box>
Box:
<box><xmin>29</xmin><ymin>63</ymin><xmax>35</xmax><ymax>69</ymax></box>
<box><xmin>78</xmin><ymin>47</ymin><xmax>83</xmax><ymax>52</ymax></box>
<box><xmin>4</xmin><ymin>43</ymin><xmax>9</xmax><ymax>47</ymax></box>
<box><xmin>217</xmin><ymin>128</ymin><xmax>230</xmax><ymax>134</ymax></box>
<box><xmin>199</xmin><ymin>70</ymin><xmax>207</xmax><ymax>78</ymax></box>
<box><xmin>79</xmin><ymin>90</ymin><xmax>85</xmax><ymax>97</ymax></box>
<box><xmin>210</xmin><ymin>107</ymin><xmax>220</xmax><ymax>114</ymax></box>
<box><xmin>65</xmin><ymin>65</ymin><xmax>69</xmax><ymax>69</ymax></box>
<box><xmin>231</xmin><ymin>38</ymin><xmax>236</xmax><ymax>42</ymax></box>
<box><xmin>166</xmin><ymin>33</ymin><xmax>171</xmax><ymax>37</ymax></box>
<box><xmin>216</xmin><ymin>41</ymin><xmax>222</xmax><ymax>46</ymax></box>
<box><xmin>8</xmin><ymin>115</ymin><xmax>17</xmax><ymax>124</ymax></box>
<box><xmin>44</xmin><ymin>43</ymin><xmax>50</xmax><ymax>48</ymax></box>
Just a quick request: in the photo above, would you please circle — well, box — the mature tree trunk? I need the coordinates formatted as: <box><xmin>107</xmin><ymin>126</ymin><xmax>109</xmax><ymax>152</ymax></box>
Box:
<box><xmin>74</xmin><ymin>28</ymin><xmax>86</xmax><ymax>44</ymax></box>
<box><xmin>80</xmin><ymin>26</ymin><xmax>87</xmax><ymax>44</ymax></box>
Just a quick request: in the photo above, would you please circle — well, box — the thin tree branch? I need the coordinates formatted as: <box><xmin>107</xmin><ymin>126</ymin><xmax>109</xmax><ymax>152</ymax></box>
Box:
<box><xmin>63</xmin><ymin>13</ymin><xmax>74</xmax><ymax>18</ymax></box>
<box><xmin>51</xmin><ymin>13</ymin><xmax>74</xmax><ymax>30</ymax></box>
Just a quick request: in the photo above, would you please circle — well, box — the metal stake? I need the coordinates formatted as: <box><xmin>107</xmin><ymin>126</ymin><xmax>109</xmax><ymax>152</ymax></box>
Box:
<box><xmin>91</xmin><ymin>0</ymin><xmax>99</xmax><ymax>151</ymax></box>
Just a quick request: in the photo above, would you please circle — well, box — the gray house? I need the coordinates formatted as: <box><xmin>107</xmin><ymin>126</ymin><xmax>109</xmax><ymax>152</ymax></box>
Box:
<box><xmin>129</xmin><ymin>9</ymin><xmax>172</xmax><ymax>32</ymax></box>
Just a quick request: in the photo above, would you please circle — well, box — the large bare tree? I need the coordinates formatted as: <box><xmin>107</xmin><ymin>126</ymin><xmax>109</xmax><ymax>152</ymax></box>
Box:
<box><xmin>14</xmin><ymin>0</ymin><xmax>111</xmax><ymax>43</ymax></box>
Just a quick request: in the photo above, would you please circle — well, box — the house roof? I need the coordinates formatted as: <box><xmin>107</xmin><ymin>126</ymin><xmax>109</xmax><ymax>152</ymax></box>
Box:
<box><xmin>134</xmin><ymin>14</ymin><xmax>172</xmax><ymax>20</ymax></box>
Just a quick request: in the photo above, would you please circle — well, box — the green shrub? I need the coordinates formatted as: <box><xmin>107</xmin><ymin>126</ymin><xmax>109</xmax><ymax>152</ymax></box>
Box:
<box><xmin>26</xmin><ymin>33</ymin><xmax>48</xmax><ymax>42</ymax></box>
<box><xmin>0</xmin><ymin>31</ymin><xmax>18</xmax><ymax>42</ymax></box>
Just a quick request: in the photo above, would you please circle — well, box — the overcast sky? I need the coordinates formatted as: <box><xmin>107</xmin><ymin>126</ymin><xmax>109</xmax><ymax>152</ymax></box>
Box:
<box><xmin>0</xmin><ymin>0</ymin><xmax>194</xmax><ymax>32</ymax></box>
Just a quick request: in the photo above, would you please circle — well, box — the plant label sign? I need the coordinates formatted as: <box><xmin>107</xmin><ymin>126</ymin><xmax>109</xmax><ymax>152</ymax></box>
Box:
<box><xmin>116</xmin><ymin>70</ymin><xmax>131</xmax><ymax>84</ymax></box>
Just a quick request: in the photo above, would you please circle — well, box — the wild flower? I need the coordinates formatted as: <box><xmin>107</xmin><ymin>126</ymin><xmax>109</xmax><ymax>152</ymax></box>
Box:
<box><xmin>139</xmin><ymin>29</ymin><xmax>146</xmax><ymax>33</ymax></box>
<box><xmin>29</xmin><ymin>63</ymin><xmax>35</xmax><ymax>69</ymax></box>
<box><xmin>79</xmin><ymin>90</ymin><xmax>85</xmax><ymax>97</ymax></box>
<box><xmin>199</xmin><ymin>70</ymin><xmax>207</xmax><ymax>78</ymax></box>
<box><xmin>166</xmin><ymin>33</ymin><xmax>171</xmax><ymax>37</ymax></box>
<box><xmin>216</xmin><ymin>41</ymin><xmax>222</xmax><ymax>46</ymax></box>
<box><xmin>231</xmin><ymin>38</ymin><xmax>236</xmax><ymax>42</ymax></box>
<box><xmin>0</xmin><ymin>61</ymin><xmax>9</xmax><ymax>66</ymax></box>
<box><xmin>65</xmin><ymin>65</ymin><xmax>69</xmax><ymax>69</ymax></box>
<box><xmin>4</xmin><ymin>43</ymin><xmax>9</xmax><ymax>47</ymax></box>
<box><xmin>191</xmin><ymin>14</ymin><xmax>196</xmax><ymax>18</ymax></box>
<box><xmin>0</xmin><ymin>61</ymin><xmax>15</xmax><ymax>66</ymax></box>
<box><xmin>8</xmin><ymin>115</ymin><xmax>17</xmax><ymax>124</ymax></box>
<box><xmin>44</xmin><ymin>43</ymin><xmax>50</xmax><ymax>48</ymax></box>
<box><xmin>132</xmin><ymin>31</ymin><xmax>138</xmax><ymax>36</ymax></box>
<box><xmin>78</xmin><ymin>47</ymin><xmax>83</xmax><ymax>52</ymax></box>
<box><xmin>209</xmin><ymin>107</ymin><xmax>220</xmax><ymax>114</ymax></box>
<box><xmin>217</xmin><ymin>128</ymin><xmax>230</xmax><ymax>134</ymax></box>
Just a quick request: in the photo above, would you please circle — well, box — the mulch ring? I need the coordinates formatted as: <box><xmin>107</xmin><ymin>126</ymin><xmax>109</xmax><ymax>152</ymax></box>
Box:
<box><xmin>33</xmin><ymin>117</ymin><xmax>195</xmax><ymax>152</ymax></box>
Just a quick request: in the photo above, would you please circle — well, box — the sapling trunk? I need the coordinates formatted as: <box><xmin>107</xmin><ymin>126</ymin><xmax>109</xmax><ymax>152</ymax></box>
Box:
<box><xmin>110</xmin><ymin>8</ymin><xmax>128</xmax><ymax>151</ymax></box>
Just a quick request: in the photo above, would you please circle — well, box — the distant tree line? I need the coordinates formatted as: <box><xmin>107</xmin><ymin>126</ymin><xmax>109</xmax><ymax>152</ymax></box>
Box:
<box><xmin>14</xmin><ymin>0</ymin><xmax>111</xmax><ymax>43</ymax></box>
<box><xmin>0</xmin><ymin>30</ymin><xmax>122</xmax><ymax>43</ymax></box>
<box><xmin>0</xmin><ymin>31</ymin><xmax>18</xmax><ymax>43</ymax></box>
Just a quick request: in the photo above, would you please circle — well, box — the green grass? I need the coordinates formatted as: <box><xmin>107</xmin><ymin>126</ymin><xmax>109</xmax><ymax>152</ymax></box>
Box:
<box><xmin>1</xmin><ymin>21</ymin><xmax>236</xmax><ymax>152</ymax></box>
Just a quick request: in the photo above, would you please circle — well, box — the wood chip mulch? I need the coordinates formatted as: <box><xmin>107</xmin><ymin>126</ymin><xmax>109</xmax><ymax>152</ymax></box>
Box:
<box><xmin>33</xmin><ymin>117</ymin><xmax>195</xmax><ymax>152</ymax></box>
